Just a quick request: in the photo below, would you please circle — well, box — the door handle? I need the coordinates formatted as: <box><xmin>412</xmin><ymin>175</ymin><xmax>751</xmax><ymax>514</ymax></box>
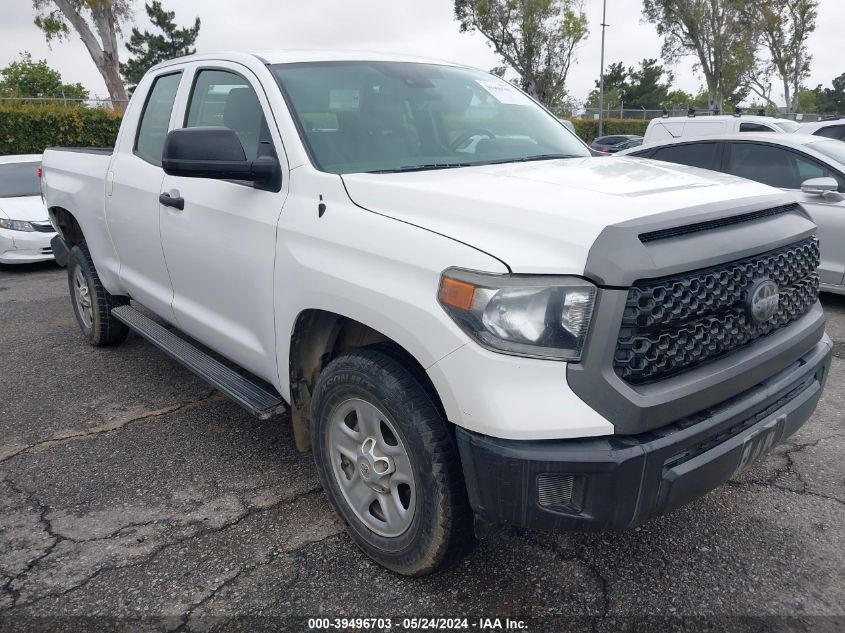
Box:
<box><xmin>159</xmin><ymin>192</ymin><xmax>184</xmax><ymax>210</ymax></box>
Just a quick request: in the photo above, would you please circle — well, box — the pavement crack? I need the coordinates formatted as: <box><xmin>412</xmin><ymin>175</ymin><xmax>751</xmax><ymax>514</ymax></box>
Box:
<box><xmin>727</xmin><ymin>433</ymin><xmax>845</xmax><ymax>506</ymax></box>
<box><xmin>7</xmin><ymin>484</ymin><xmax>326</xmax><ymax>611</ymax></box>
<box><xmin>521</xmin><ymin>532</ymin><xmax>610</xmax><ymax>620</ymax></box>
<box><xmin>0</xmin><ymin>390</ymin><xmax>221</xmax><ymax>464</ymax></box>
<box><xmin>176</xmin><ymin>531</ymin><xmax>342</xmax><ymax>632</ymax></box>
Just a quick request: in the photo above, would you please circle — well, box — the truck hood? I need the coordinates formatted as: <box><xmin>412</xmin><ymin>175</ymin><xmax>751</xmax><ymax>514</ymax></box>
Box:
<box><xmin>0</xmin><ymin>195</ymin><xmax>48</xmax><ymax>222</ymax></box>
<box><xmin>341</xmin><ymin>157</ymin><xmax>788</xmax><ymax>274</ymax></box>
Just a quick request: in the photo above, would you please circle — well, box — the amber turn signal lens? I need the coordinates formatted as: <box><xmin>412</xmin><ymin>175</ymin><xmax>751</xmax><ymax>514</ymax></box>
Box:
<box><xmin>439</xmin><ymin>277</ymin><xmax>477</xmax><ymax>311</ymax></box>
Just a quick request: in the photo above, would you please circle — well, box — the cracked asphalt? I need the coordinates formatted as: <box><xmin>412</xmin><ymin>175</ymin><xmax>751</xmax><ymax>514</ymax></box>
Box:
<box><xmin>1</xmin><ymin>261</ymin><xmax>843</xmax><ymax>631</ymax></box>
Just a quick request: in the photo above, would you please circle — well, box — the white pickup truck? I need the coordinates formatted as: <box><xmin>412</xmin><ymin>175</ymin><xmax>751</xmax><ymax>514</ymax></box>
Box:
<box><xmin>42</xmin><ymin>51</ymin><xmax>832</xmax><ymax>576</ymax></box>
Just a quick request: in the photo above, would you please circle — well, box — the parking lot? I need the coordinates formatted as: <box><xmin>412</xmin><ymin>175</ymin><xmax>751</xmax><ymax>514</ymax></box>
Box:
<box><xmin>0</xmin><ymin>261</ymin><xmax>843</xmax><ymax>630</ymax></box>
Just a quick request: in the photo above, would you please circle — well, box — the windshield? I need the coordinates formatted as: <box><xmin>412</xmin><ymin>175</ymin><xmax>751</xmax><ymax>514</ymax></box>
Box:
<box><xmin>0</xmin><ymin>162</ymin><xmax>40</xmax><ymax>198</ymax></box>
<box><xmin>808</xmin><ymin>140</ymin><xmax>845</xmax><ymax>165</ymax></box>
<box><xmin>271</xmin><ymin>61</ymin><xmax>589</xmax><ymax>174</ymax></box>
<box><xmin>773</xmin><ymin>120</ymin><xmax>801</xmax><ymax>133</ymax></box>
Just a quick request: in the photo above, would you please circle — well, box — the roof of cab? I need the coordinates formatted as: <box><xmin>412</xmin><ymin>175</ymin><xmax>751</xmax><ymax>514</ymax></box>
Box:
<box><xmin>151</xmin><ymin>49</ymin><xmax>470</xmax><ymax>72</ymax></box>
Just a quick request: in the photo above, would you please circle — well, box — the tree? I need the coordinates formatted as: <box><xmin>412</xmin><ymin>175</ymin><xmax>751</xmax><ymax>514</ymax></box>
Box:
<box><xmin>795</xmin><ymin>86</ymin><xmax>816</xmax><ymax>114</ymax></box>
<box><xmin>0</xmin><ymin>52</ymin><xmax>89</xmax><ymax>101</ymax></box>
<box><xmin>642</xmin><ymin>0</ymin><xmax>758</xmax><ymax>111</ymax></box>
<box><xmin>32</xmin><ymin>0</ymin><xmax>133</xmax><ymax>106</ymax></box>
<box><xmin>455</xmin><ymin>0</ymin><xmax>589</xmax><ymax>109</ymax></box>
<box><xmin>625</xmin><ymin>58</ymin><xmax>673</xmax><ymax>109</ymax></box>
<box><xmin>754</xmin><ymin>0</ymin><xmax>817</xmax><ymax>113</ymax></box>
<box><xmin>811</xmin><ymin>73</ymin><xmax>845</xmax><ymax>113</ymax></box>
<box><xmin>664</xmin><ymin>88</ymin><xmax>694</xmax><ymax>109</ymax></box>
<box><xmin>121</xmin><ymin>1</ymin><xmax>200</xmax><ymax>91</ymax></box>
<box><xmin>585</xmin><ymin>59</ymin><xmax>672</xmax><ymax>110</ymax></box>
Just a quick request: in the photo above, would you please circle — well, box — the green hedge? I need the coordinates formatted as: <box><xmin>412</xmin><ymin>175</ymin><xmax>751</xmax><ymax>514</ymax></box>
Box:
<box><xmin>562</xmin><ymin>118</ymin><xmax>649</xmax><ymax>143</ymax></box>
<box><xmin>0</xmin><ymin>103</ymin><xmax>122</xmax><ymax>155</ymax></box>
<box><xmin>0</xmin><ymin>104</ymin><xmax>645</xmax><ymax>156</ymax></box>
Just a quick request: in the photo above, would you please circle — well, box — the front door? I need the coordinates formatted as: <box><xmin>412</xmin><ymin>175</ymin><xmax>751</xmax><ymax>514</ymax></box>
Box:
<box><xmin>159</xmin><ymin>64</ymin><xmax>289</xmax><ymax>383</ymax></box>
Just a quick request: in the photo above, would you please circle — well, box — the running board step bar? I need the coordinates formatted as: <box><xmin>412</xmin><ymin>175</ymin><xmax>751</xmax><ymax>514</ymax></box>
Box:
<box><xmin>112</xmin><ymin>305</ymin><xmax>286</xmax><ymax>420</ymax></box>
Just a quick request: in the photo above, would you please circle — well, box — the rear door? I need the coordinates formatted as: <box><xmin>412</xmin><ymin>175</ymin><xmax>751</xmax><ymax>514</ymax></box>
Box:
<box><xmin>158</xmin><ymin>62</ymin><xmax>289</xmax><ymax>383</ymax></box>
<box><xmin>723</xmin><ymin>141</ymin><xmax>845</xmax><ymax>287</ymax></box>
<box><xmin>106</xmin><ymin>70</ymin><xmax>183</xmax><ymax>319</ymax></box>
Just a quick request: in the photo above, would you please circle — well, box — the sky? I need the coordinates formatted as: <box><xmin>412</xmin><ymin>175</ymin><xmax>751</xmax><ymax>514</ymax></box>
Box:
<box><xmin>0</xmin><ymin>0</ymin><xmax>842</xmax><ymax>106</ymax></box>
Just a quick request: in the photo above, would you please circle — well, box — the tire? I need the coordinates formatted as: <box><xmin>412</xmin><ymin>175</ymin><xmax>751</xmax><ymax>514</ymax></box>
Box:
<box><xmin>311</xmin><ymin>348</ymin><xmax>474</xmax><ymax>575</ymax></box>
<box><xmin>67</xmin><ymin>244</ymin><xmax>129</xmax><ymax>346</ymax></box>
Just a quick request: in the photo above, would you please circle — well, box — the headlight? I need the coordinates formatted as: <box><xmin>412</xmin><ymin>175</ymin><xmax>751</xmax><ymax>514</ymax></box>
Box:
<box><xmin>438</xmin><ymin>268</ymin><xmax>596</xmax><ymax>361</ymax></box>
<box><xmin>0</xmin><ymin>218</ymin><xmax>34</xmax><ymax>232</ymax></box>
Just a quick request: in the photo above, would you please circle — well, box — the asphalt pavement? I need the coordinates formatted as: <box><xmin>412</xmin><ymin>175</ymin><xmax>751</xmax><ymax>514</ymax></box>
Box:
<box><xmin>1</xmin><ymin>261</ymin><xmax>843</xmax><ymax>632</ymax></box>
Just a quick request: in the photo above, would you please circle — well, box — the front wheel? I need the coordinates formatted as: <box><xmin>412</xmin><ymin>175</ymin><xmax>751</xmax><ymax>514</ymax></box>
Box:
<box><xmin>67</xmin><ymin>244</ymin><xmax>129</xmax><ymax>346</ymax></box>
<box><xmin>311</xmin><ymin>349</ymin><xmax>473</xmax><ymax>575</ymax></box>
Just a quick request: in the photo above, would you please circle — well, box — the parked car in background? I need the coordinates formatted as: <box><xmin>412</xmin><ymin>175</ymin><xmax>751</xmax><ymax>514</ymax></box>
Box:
<box><xmin>589</xmin><ymin>134</ymin><xmax>643</xmax><ymax>153</ymax></box>
<box><xmin>0</xmin><ymin>154</ymin><xmax>56</xmax><ymax>265</ymax></box>
<box><xmin>619</xmin><ymin>133</ymin><xmax>845</xmax><ymax>294</ymax></box>
<box><xmin>643</xmin><ymin>115</ymin><xmax>787</xmax><ymax>144</ymax></box>
<box><xmin>795</xmin><ymin>117</ymin><xmax>845</xmax><ymax>141</ymax></box>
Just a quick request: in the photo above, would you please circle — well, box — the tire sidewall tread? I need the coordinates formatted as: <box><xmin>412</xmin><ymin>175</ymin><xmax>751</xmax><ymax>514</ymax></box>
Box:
<box><xmin>311</xmin><ymin>348</ymin><xmax>473</xmax><ymax>576</ymax></box>
<box><xmin>67</xmin><ymin>244</ymin><xmax>129</xmax><ymax>347</ymax></box>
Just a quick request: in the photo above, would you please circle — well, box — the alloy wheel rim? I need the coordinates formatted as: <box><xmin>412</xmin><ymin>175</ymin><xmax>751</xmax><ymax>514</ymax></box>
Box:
<box><xmin>327</xmin><ymin>398</ymin><xmax>416</xmax><ymax>537</ymax></box>
<box><xmin>73</xmin><ymin>266</ymin><xmax>93</xmax><ymax>329</ymax></box>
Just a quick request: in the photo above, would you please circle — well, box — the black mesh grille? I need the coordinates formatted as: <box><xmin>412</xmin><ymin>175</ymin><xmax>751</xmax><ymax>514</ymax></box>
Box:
<box><xmin>614</xmin><ymin>237</ymin><xmax>819</xmax><ymax>384</ymax></box>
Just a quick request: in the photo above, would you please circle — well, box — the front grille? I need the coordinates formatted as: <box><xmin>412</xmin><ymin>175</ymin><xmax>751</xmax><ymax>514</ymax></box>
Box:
<box><xmin>614</xmin><ymin>237</ymin><xmax>819</xmax><ymax>384</ymax></box>
<box><xmin>31</xmin><ymin>222</ymin><xmax>56</xmax><ymax>233</ymax></box>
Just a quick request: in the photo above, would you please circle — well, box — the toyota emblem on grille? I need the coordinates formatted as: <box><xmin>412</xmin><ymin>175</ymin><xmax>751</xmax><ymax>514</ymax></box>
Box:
<box><xmin>747</xmin><ymin>278</ymin><xmax>780</xmax><ymax>323</ymax></box>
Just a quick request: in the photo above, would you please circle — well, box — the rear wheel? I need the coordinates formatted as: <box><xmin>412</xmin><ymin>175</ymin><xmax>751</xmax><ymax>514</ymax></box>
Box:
<box><xmin>67</xmin><ymin>244</ymin><xmax>129</xmax><ymax>346</ymax></box>
<box><xmin>311</xmin><ymin>349</ymin><xmax>473</xmax><ymax>575</ymax></box>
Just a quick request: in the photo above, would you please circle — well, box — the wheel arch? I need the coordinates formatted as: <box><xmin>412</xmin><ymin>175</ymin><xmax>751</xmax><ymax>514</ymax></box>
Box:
<box><xmin>288</xmin><ymin>309</ymin><xmax>447</xmax><ymax>453</ymax></box>
<box><xmin>49</xmin><ymin>206</ymin><xmax>85</xmax><ymax>246</ymax></box>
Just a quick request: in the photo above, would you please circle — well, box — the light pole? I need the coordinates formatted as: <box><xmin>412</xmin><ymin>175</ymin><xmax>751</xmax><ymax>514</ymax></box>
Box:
<box><xmin>598</xmin><ymin>0</ymin><xmax>608</xmax><ymax>137</ymax></box>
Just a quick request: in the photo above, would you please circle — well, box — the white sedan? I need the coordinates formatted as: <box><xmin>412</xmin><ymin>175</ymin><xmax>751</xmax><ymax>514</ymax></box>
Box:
<box><xmin>619</xmin><ymin>133</ymin><xmax>845</xmax><ymax>295</ymax></box>
<box><xmin>0</xmin><ymin>154</ymin><xmax>56</xmax><ymax>264</ymax></box>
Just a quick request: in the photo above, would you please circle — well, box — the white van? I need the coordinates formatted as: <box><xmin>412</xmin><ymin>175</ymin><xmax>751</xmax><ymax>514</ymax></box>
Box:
<box><xmin>644</xmin><ymin>115</ymin><xmax>789</xmax><ymax>144</ymax></box>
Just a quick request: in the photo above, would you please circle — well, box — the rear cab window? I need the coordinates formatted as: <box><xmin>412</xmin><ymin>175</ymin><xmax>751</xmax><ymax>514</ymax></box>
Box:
<box><xmin>134</xmin><ymin>72</ymin><xmax>182</xmax><ymax>165</ymax></box>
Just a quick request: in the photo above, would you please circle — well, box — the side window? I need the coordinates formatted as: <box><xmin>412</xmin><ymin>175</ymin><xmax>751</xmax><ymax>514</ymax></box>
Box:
<box><xmin>739</xmin><ymin>122</ymin><xmax>776</xmax><ymax>132</ymax></box>
<box><xmin>186</xmin><ymin>69</ymin><xmax>270</xmax><ymax>160</ymax></box>
<box><xmin>816</xmin><ymin>125</ymin><xmax>845</xmax><ymax>141</ymax></box>
<box><xmin>651</xmin><ymin>143</ymin><xmax>718</xmax><ymax>170</ymax></box>
<box><xmin>725</xmin><ymin>143</ymin><xmax>823</xmax><ymax>189</ymax></box>
<box><xmin>135</xmin><ymin>72</ymin><xmax>182</xmax><ymax>165</ymax></box>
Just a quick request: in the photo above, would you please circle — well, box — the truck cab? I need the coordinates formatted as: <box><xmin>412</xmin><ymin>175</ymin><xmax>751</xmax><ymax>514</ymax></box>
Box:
<box><xmin>43</xmin><ymin>51</ymin><xmax>832</xmax><ymax>576</ymax></box>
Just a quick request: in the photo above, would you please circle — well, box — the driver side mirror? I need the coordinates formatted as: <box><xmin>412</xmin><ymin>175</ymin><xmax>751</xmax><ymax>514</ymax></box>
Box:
<box><xmin>801</xmin><ymin>177</ymin><xmax>839</xmax><ymax>196</ymax></box>
<box><xmin>162</xmin><ymin>126</ymin><xmax>280</xmax><ymax>190</ymax></box>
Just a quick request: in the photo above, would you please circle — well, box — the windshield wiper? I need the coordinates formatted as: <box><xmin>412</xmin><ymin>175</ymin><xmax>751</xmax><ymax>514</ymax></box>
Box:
<box><xmin>483</xmin><ymin>154</ymin><xmax>581</xmax><ymax>165</ymax></box>
<box><xmin>365</xmin><ymin>163</ymin><xmax>472</xmax><ymax>174</ymax></box>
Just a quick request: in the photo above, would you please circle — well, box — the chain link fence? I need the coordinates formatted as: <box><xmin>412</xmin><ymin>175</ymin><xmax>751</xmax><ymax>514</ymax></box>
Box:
<box><xmin>563</xmin><ymin>107</ymin><xmax>839</xmax><ymax>123</ymax></box>
<box><xmin>0</xmin><ymin>96</ymin><xmax>128</xmax><ymax>110</ymax></box>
